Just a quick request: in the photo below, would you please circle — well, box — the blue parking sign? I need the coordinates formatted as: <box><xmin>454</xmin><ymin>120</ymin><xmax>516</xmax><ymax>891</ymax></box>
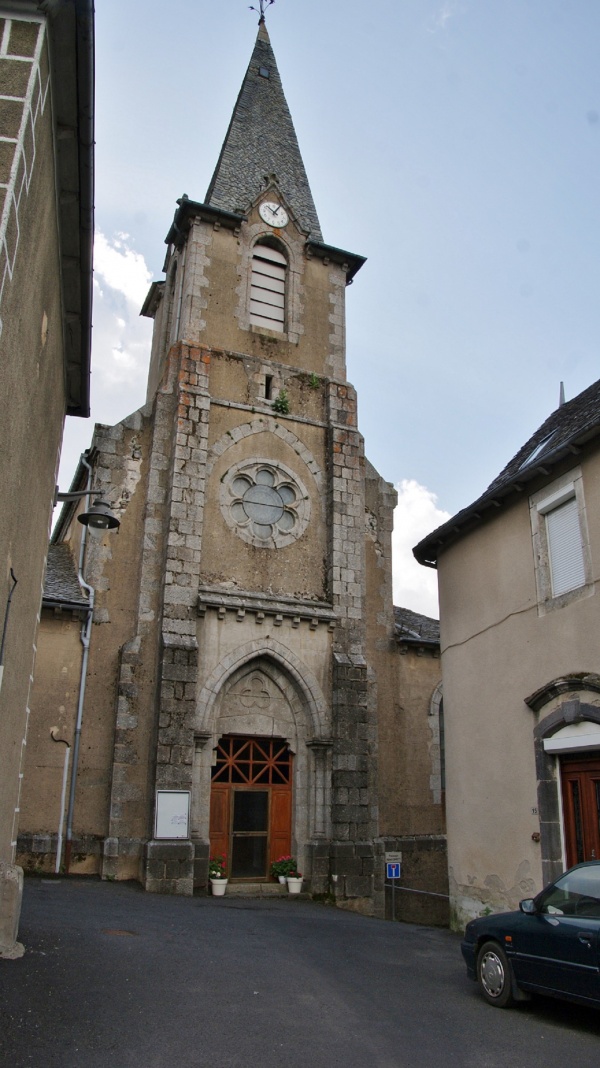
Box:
<box><xmin>386</xmin><ymin>862</ymin><xmax>401</xmax><ymax>879</ymax></box>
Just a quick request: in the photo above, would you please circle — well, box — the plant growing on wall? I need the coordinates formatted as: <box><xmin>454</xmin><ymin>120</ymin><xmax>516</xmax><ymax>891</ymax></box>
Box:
<box><xmin>272</xmin><ymin>389</ymin><xmax>290</xmax><ymax>414</ymax></box>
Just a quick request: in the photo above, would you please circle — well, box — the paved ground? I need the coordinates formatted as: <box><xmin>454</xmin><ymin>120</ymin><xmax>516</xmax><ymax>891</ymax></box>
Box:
<box><xmin>1</xmin><ymin>877</ymin><xmax>600</xmax><ymax>1068</ymax></box>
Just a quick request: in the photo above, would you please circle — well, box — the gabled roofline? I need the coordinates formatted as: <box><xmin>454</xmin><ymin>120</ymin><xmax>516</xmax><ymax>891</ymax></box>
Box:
<box><xmin>413</xmin><ymin>414</ymin><xmax>600</xmax><ymax>568</ymax></box>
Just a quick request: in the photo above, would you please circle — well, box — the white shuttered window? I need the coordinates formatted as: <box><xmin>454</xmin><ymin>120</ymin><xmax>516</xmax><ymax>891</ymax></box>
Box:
<box><xmin>545</xmin><ymin>496</ymin><xmax>586</xmax><ymax>597</ymax></box>
<box><xmin>250</xmin><ymin>244</ymin><xmax>286</xmax><ymax>331</ymax></box>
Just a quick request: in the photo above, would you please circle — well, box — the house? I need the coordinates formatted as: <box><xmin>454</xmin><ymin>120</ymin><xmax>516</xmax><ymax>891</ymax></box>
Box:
<box><xmin>414</xmin><ymin>379</ymin><xmax>600</xmax><ymax>930</ymax></box>
<box><xmin>19</xmin><ymin>18</ymin><xmax>446</xmax><ymax>921</ymax></box>
<box><xmin>0</xmin><ymin>0</ymin><xmax>93</xmax><ymax>957</ymax></box>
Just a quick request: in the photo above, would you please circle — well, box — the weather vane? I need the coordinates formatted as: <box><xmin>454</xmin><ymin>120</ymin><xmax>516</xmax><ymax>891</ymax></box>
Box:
<box><xmin>249</xmin><ymin>0</ymin><xmax>275</xmax><ymax>24</ymax></box>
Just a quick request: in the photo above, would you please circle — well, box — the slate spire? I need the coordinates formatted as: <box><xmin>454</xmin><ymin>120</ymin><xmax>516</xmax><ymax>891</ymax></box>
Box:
<box><xmin>205</xmin><ymin>22</ymin><xmax>323</xmax><ymax>240</ymax></box>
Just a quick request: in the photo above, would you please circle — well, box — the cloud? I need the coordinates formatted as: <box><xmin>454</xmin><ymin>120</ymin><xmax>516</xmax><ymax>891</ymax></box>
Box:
<box><xmin>57</xmin><ymin>231</ymin><xmax>153</xmax><ymax>495</ymax></box>
<box><xmin>91</xmin><ymin>230</ymin><xmax>153</xmax><ymax>388</ymax></box>
<box><xmin>391</xmin><ymin>479</ymin><xmax>450</xmax><ymax>618</ymax></box>
<box><xmin>426</xmin><ymin>2</ymin><xmax>465</xmax><ymax>34</ymax></box>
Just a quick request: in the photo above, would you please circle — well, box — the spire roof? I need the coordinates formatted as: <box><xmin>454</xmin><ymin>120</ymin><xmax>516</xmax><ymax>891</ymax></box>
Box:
<box><xmin>204</xmin><ymin>23</ymin><xmax>323</xmax><ymax>240</ymax></box>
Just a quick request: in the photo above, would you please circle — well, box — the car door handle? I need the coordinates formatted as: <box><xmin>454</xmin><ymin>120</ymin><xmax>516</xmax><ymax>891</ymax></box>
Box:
<box><xmin>578</xmin><ymin>932</ymin><xmax>594</xmax><ymax>948</ymax></box>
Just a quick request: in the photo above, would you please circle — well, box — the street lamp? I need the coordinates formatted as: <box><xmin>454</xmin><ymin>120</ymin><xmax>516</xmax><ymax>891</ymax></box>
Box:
<box><xmin>54</xmin><ymin>489</ymin><xmax>120</xmax><ymax>535</ymax></box>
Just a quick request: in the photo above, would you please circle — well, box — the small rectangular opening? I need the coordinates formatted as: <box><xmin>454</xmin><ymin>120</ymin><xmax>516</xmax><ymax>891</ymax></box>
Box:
<box><xmin>265</xmin><ymin>375</ymin><xmax>273</xmax><ymax>400</ymax></box>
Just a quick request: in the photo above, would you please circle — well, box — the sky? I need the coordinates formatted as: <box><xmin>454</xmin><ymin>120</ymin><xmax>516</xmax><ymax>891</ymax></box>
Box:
<box><xmin>59</xmin><ymin>0</ymin><xmax>600</xmax><ymax>617</ymax></box>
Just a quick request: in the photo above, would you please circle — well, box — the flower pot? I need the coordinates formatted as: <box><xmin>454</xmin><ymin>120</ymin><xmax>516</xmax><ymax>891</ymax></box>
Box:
<box><xmin>210</xmin><ymin>878</ymin><xmax>228</xmax><ymax>896</ymax></box>
<box><xmin>286</xmin><ymin>876</ymin><xmax>303</xmax><ymax>894</ymax></box>
<box><xmin>278</xmin><ymin>875</ymin><xmax>287</xmax><ymax>884</ymax></box>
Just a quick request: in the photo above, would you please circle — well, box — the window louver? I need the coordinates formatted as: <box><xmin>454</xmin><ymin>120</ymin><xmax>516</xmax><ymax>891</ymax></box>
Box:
<box><xmin>250</xmin><ymin>245</ymin><xmax>286</xmax><ymax>331</ymax></box>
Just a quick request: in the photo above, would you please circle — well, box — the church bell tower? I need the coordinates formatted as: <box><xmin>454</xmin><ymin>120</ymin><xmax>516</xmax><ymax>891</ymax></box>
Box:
<box><xmin>94</xmin><ymin>17</ymin><xmax>392</xmax><ymax>912</ymax></box>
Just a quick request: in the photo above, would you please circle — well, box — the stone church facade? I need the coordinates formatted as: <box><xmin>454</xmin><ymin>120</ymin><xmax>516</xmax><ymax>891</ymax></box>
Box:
<box><xmin>19</xmin><ymin>22</ymin><xmax>446</xmax><ymax>919</ymax></box>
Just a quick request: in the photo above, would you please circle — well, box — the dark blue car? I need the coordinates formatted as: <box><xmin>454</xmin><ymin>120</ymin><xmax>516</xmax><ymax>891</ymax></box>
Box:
<box><xmin>461</xmin><ymin>861</ymin><xmax>600</xmax><ymax>1008</ymax></box>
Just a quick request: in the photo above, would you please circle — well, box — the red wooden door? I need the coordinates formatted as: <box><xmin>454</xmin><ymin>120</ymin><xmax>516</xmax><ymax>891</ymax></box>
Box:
<box><xmin>561</xmin><ymin>756</ymin><xmax>600</xmax><ymax>867</ymax></box>
<box><xmin>209</xmin><ymin>785</ymin><xmax>230</xmax><ymax>864</ymax></box>
<box><xmin>209</xmin><ymin>736</ymin><xmax>293</xmax><ymax>880</ymax></box>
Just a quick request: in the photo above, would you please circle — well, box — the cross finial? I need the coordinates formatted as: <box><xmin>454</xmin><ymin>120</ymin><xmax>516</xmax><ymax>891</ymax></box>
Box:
<box><xmin>249</xmin><ymin>0</ymin><xmax>274</xmax><ymax>24</ymax></box>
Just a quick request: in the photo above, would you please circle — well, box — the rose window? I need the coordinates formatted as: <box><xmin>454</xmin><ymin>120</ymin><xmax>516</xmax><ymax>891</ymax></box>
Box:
<box><xmin>220</xmin><ymin>460</ymin><xmax>310</xmax><ymax>548</ymax></box>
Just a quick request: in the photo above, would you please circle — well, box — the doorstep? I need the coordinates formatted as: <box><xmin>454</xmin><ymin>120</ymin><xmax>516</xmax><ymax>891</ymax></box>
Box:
<box><xmin>225</xmin><ymin>882</ymin><xmax>287</xmax><ymax>897</ymax></box>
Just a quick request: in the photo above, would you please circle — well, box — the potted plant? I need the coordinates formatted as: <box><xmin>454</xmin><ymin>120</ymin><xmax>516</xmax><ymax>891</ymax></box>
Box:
<box><xmin>270</xmin><ymin>855</ymin><xmax>296</xmax><ymax>883</ymax></box>
<box><xmin>286</xmin><ymin>869</ymin><xmax>303</xmax><ymax>894</ymax></box>
<box><xmin>208</xmin><ymin>854</ymin><xmax>228</xmax><ymax>896</ymax></box>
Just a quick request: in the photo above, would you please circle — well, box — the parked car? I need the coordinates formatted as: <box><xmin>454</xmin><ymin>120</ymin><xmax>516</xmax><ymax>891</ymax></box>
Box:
<box><xmin>461</xmin><ymin>861</ymin><xmax>600</xmax><ymax>1009</ymax></box>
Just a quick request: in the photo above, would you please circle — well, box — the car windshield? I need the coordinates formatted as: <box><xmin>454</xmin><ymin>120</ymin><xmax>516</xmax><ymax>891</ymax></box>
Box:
<box><xmin>538</xmin><ymin>867</ymin><xmax>600</xmax><ymax>918</ymax></box>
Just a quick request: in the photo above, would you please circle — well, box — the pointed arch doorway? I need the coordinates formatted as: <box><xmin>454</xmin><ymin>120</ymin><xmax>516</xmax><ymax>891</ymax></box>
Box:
<box><xmin>209</xmin><ymin>735</ymin><xmax>293</xmax><ymax>880</ymax></box>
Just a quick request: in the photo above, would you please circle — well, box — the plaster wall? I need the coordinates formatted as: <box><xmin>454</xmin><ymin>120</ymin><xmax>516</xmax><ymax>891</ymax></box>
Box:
<box><xmin>438</xmin><ymin>451</ymin><xmax>600</xmax><ymax>927</ymax></box>
<box><xmin>18</xmin><ymin>616</ymin><xmax>82</xmax><ymax>840</ymax></box>
<box><xmin>0</xmin><ymin>19</ymin><xmax>65</xmax><ymax>875</ymax></box>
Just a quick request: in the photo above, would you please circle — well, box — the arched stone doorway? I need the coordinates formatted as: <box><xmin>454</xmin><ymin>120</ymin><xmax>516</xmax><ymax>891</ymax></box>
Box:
<box><xmin>528</xmin><ymin>676</ymin><xmax>600</xmax><ymax>884</ymax></box>
<box><xmin>192</xmin><ymin>645</ymin><xmax>331</xmax><ymax>885</ymax></box>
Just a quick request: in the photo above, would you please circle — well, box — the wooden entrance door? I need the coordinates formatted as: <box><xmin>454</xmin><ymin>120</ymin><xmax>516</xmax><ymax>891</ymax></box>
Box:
<box><xmin>561</xmin><ymin>756</ymin><xmax>600</xmax><ymax>867</ymax></box>
<box><xmin>209</xmin><ymin>736</ymin><xmax>293</xmax><ymax>880</ymax></box>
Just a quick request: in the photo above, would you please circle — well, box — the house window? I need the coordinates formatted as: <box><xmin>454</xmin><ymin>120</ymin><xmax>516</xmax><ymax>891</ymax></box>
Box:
<box><xmin>542</xmin><ymin>494</ymin><xmax>586</xmax><ymax>597</ymax></box>
<box><xmin>529</xmin><ymin>469</ymin><xmax>592</xmax><ymax>612</ymax></box>
<box><xmin>250</xmin><ymin>243</ymin><xmax>286</xmax><ymax>332</ymax></box>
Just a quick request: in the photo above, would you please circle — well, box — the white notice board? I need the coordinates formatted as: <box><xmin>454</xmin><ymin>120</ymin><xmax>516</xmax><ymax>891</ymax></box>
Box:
<box><xmin>154</xmin><ymin>790</ymin><xmax>190</xmax><ymax>839</ymax></box>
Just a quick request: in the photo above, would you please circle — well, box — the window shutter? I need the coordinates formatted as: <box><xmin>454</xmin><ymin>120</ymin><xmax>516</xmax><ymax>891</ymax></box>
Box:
<box><xmin>546</xmin><ymin>496</ymin><xmax>586</xmax><ymax>597</ymax></box>
<box><xmin>250</xmin><ymin>245</ymin><xmax>286</xmax><ymax>330</ymax></box>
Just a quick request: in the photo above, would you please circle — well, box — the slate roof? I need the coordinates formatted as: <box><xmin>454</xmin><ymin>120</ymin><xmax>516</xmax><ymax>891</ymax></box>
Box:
<box><xmin>43</xmin><ymin>544</ymin><xmax>88</xmax><ymax>608</ymax></box>
<box><xmin>414</xmin><ymin>378</ymin><xmax>600</xmax><ymax>567</ymax></box>
<box><xmin>204</xmin><ymin>22</ymin><xmax>323</xmax><ymax>240</ymax></box>
<box><xmin>394</xmin><ymin>606</ymin><xmax>440</xmax><ymax>646</ymax></box>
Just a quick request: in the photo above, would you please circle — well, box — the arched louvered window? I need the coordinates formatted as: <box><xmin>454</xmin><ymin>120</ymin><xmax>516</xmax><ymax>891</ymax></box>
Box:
<box><xmin>250</xmin><ymin>243</ymin><xmax>286</xmax><ymax>331</ymax></box>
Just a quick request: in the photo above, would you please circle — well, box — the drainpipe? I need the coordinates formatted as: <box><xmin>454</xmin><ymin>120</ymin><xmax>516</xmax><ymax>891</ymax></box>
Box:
<box><xmin>64</xmin><ymin>455</ymin><xmax>95</xmax><ymax>874</ymax></box>
<box><xmin>50</xmin><ymin>728</ymin><xmax>71</xmax><ymax>873</ymax></box>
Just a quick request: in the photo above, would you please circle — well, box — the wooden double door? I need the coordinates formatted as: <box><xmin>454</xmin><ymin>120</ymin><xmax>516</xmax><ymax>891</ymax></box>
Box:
<box><xmin>209</xmin><ymin>736</ymin><xmax>293</xmax><ymax>881</ymax></box>
<box><xmin>561</xmin><ymin>755</ymin><xmax>600</xmax><ymax>867</ymax></box>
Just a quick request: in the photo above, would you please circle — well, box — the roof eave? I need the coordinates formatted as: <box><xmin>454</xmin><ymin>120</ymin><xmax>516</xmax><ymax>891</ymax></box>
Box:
<box><xmin>395</xmin><ymin>635</ymin><xmax>439</xmax><ymax>649</ymax></box>
<box><xmin>165</xmin><ymin>198</ymin><xmax>246</xmax><ymax>248</ymax></box>
<box><xmin>306</xmin><ymin>238</ymin><xmax>366</xmax><ymax>284</ymax></box>
<box><xmin>43</xmin><ymin>0</ymin><xmax>95</xmax><ymax>418</ymax></box>
<box><xmin>413</xmin><ymin>422</ymin><xmax>600</xmax><ymax>567</ymax></box>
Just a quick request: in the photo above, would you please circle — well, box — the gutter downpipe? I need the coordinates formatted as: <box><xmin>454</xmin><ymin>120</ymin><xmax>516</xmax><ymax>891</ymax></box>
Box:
<box><xmin>64</xmin><ymin>454</ymin><xmax>95</xmax><ymax>874</ymax></box>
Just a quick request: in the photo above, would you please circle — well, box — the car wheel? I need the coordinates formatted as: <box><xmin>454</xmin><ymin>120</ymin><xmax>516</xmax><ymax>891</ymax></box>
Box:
<box><xmin>476</xmin><ymin>941</ymin><xmax>515</xmax><ymax>1008</ymax></box>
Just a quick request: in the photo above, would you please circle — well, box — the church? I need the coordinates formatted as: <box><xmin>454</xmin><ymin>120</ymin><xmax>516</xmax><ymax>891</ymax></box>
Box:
<box><xmin>18</xmin><ymin>17</ymin><xmax>446</xmax><ymax>920</ymax></box>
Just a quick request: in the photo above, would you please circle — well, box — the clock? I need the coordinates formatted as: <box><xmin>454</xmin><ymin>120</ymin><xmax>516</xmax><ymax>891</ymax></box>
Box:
<box><xmin>259</xmin><ymin>201</ymin><xmax>289</xmax><ymax>228</ymax></box>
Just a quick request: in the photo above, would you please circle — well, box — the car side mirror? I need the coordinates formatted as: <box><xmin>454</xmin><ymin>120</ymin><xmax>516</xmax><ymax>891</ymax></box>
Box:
<box><xmin>519</xmin><ymin>898</ymin><xmax>537</xmax><ymax>914</ymax></box>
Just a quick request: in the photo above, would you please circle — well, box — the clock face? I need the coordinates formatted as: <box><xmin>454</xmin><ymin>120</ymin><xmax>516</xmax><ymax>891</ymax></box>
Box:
<box><xmin>259</xmin><ymin>201</ymin><xmax>289</xmax><ymax>228</ymax></box>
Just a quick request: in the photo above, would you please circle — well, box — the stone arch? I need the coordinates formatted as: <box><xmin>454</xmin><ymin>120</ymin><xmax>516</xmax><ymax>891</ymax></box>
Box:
<box><xmin>206</xmin><ymin>415</ymin><xmax>322</xmax><ymax>489</ymax></box>
<box><xmin>529</xmin><ymin>679</ymin><xmax>600</xmax><ymax>885</ymax></box>
<box><xmin>193</xmin><ymin>637</ymin><xmax>329</xmax><ymax>739</ymax></box>
<box><xmin>190</xmin><ymin>640</ymin><xmax>332</xmax><ymax>854</ymax></box>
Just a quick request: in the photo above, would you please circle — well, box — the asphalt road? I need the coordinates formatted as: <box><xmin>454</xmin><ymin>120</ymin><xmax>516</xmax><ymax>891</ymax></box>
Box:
<box><xmin>1</xmin><ymin>877</ymin><xmax>599</xmax><ymax>1068</ymax></box>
